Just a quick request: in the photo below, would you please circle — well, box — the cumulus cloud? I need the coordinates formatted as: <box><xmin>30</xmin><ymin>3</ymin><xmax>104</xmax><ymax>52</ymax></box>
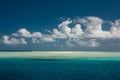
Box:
<box><xmin>1</xmin><ymin>16</ymin><xmax>120</xmax><ymax>48</ymax></box>
<box><xmin>2</xmin><ymin>35</ymin><xmax>27</xmax><ymax>45</ymax></box>
<box><xmin>52</xmin><ymin>29</ymin><xmax>67</xmax><ymax>39</ymax></box>
<box><xmin>58</xmin><ymin>19</ymin><xmax>72</xmax><ymax>34</ymax></box>
<box><xmin>110</xmin><ymin>19</ymin><xmax>120</xmax><ymax>38</ymax></box>
<box><xmin>74</xmin><ymin>16</ymin><xmax>111</xmax><ymax>38</ymax></box>
<box><xmin>32</xmin><ymin>32</ymin><xmax>42</xmax><ymax>38</ymax></box>
<box><xmin>71</xmin><ymin>24</ymin><xmax>83</xmax><ymax>36</ymax></box>
<box><xmin>41</xmin><ymin>35</ymin><xmax>55</xmax><ymax>42</ymax></box>
<box><xmin>13</xmin><ymin>28</ymin><xmax>32</xmax><ymax>37</ymax></box>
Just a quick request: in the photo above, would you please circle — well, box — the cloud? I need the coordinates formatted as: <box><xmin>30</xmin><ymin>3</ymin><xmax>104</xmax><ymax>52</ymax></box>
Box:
<box><xmin>1</xmin><ymin>16</ymin><xmax>120</xmax><ymax>49</ymax></box>
<box><xmin>110</xmin><ymin>19</ymin><xmax>120</xmax><ymax>38</ymax></box>
<box><xmin>32</xmin><ymin>32</ymin><xmax>42</xmax><ymax>38</ymax></box>
<box><xmin>12</xmin><ymin>28</ymin><xmax>32</xmax><ymax>37</ymax></box>
<box><xmin>2</xmin><ymin>35</ymin><xmax>27</xmax><ymax>45</ymax></box>
<box><xmin>32</xmin><ymin>38</ymin><xmax>40</xmax><ymax>44</ymax></box>
<box><xmin>41</xmin><ymin>35</ymin><xmax>55</xmax><ymax>42</ymax></box>
<box><xmin>71</xmin><ymin>24</ymin><xmax>83</xmax><ymax>36</ymax></box>
<box><xmin>74</xmin><ymin>16</ymin><xmax>111</xmax><ymax>38</ymax></box>
<box><xmin>58</xmin><ymin>19</ymin><xmax>72</xmax><ymax>34</ymax></box>
<box><xmin>52</xmin><ymin>29</ymin><xmax>67</xmax><ymax>39</ymax></box>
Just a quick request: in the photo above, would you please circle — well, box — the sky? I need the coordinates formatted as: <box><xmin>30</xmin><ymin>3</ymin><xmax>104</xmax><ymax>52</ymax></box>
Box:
<box><xmin>0</xmin><ymin>0</ymin><xmax>120</xmax><ymax>51</ymax></box>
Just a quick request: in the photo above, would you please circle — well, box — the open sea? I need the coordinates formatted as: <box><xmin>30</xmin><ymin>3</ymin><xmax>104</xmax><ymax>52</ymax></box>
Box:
<box><xmin>0</xmin><ymin>58</ymin><xmax>120</xmax><ymax>80</ymax></box>
<box><xmin>0</xmin><ymin>52</ymin><xmax>120</xmax><ymax>80</ymax></box>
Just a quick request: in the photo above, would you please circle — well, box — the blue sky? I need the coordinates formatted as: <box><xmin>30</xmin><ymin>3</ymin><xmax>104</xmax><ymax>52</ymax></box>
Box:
<box><xmin>0</xmin><ymin>0</ymin><xmax>120</xmax><ymax>51</ymax></box>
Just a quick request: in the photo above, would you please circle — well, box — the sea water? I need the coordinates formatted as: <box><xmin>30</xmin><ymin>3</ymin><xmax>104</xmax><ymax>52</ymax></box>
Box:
<box><xmin>0</xmin><ymin>52</ymin><xmax>120</xmax><ymax>80</ymax></box>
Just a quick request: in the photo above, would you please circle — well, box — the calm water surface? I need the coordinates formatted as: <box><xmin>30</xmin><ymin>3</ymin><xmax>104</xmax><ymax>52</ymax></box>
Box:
<box><xmin>0</xmin><ymin>58</ymin><xmax>120</xmax><ymax>80</ymax></box>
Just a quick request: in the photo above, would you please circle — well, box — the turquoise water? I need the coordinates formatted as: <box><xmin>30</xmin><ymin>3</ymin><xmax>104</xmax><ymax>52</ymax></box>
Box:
<box><xmin>0</xmin><ymin>58</ymin><xmax>120</xmax><ymax>80</ymax></box>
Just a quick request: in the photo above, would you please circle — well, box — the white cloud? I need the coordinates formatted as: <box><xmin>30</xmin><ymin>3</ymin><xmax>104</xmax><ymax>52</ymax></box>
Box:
<box><xmin>13</xmin><ymin>28</ymin><xmax>31</xmax><ymax>37</ymax></box>
<box><xmin>52</xmin><ymin>29</ymin><xmax>67</xmax><ymax>39</ymax></box>
<box><xmin>1</xmin><ymin>16</ymin><xmax>120</xmax><ymax>48</ymax></box>
<box><xmin>79</xmin><ymin>16</ymin><xmax>103</xmax><ymax>26</ymax></box>
<box><xmin>58</xmin><ymin>19</ymin><xmax>72</xmax><ymax>35</ymax></box>
<box><xmin>32</xmin><ymin>32</ymin><xmax>42</xmax><ymax>38</ymax></box>
<box><xmin>75</xmin><ymin>16</ymin><xmax>111</xmax><ymax>38</ymax></box>
<box><xmin>72</xmin><ymin>24</ymin><xmax>83</xmax><ymax>36</ymax></box>
<box><xmin>2</xmin><ymin>35</ymin><xmax>27</xmax><ymax>45</ymax></box>
<box><xmin>41</xmin><ymin>35</ymin><xmax>55</xmax><ymax>42</ymax></box>
<box><xmin>20</xmin><ymin>38</ymin><xmax>27</xmax><ymax>44</ymax></box>
<box><xmin>110</xmin><ymin>19</ymin><xmax>120</xmax><ymax>38</ymax></box>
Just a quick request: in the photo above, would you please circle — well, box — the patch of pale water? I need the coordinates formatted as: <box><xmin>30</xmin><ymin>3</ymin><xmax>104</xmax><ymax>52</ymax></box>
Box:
<box><xmin>0</xmin><ymin>51</ymin><xmax>120</xmax><ymax>59</ymax></box>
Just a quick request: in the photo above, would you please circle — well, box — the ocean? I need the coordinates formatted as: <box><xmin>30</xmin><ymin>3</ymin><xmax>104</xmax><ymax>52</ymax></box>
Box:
<box><xmin>0</xmin><ymin>52</ymin><xmax>120</xmax><ymax>80</ymax></box>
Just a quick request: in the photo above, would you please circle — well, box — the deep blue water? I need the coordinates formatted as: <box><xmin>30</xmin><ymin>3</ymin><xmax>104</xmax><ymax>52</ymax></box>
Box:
<box><xmin>0</xmin><ymin>58</ymin><xmax>120</xmax><ymax>80</ymax></box>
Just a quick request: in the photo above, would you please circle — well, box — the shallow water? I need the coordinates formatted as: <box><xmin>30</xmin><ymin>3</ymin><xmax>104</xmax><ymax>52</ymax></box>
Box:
<box><xmin>0</xmin><ymin>58</ymin><xmax>120</xmax><ymax>80</ymax></box>
<box><xmin>0</xmin><ymin>51</ymin><xmax>120</xmax><ymax>59</ymax></box>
